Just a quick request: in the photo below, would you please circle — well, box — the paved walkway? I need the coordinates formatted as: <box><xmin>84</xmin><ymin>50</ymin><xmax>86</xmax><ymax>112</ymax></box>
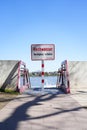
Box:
<box><xmin>0</xmin><ymin>89</ymin><xmax>87</xmax><ymax>130</ymax></box>
<box><xmin>71</xmin><ymin>89</ymin><xmax>87</xmax><ymax>107</ymax></box>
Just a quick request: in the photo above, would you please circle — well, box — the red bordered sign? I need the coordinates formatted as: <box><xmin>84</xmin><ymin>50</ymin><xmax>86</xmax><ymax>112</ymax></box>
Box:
<box><xmin>31</xmin><ymin>44</ymin><xmax>55</xmax><ymax>60</ymax></box>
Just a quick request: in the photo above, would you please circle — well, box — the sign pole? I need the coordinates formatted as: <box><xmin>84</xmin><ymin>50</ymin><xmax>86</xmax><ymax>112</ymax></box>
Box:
<box><xmin>41</xmin><ymin>60</ymin><xmax>44</xmax><ymax>91</ymax></box>
<box><xmin>31</xmin><ymin>44</ymin><xmax>55</xmax><ymax>90</ymax></box>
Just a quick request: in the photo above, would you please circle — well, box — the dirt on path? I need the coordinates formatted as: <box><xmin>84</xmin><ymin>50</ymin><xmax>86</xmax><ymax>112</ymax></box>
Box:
<box><xmin>0</xmin><ymin>92</ymin><xmax>18</xmax><ymax>110</ymax></box>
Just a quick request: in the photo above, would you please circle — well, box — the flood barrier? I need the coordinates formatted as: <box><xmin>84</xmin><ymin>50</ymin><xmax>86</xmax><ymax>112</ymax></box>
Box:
<box><xmin>56</xmin><ymin>60</ymin><xmax>70</xmax><ymax>93</ymax></box>
<box><xmin>0</xmin><ymin>60</ymin><xmax>30</xmax><ymax>92</ymax></box>
<box><xmin>57</xmin><ymin>60</ymin><xmax>87</xmax><ymax>93</ymax></box>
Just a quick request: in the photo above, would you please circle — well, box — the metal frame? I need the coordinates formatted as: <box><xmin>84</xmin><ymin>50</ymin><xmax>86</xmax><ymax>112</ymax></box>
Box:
<box><xmin>17</xmin><ymin>61</ymin><xmax>30</xmax><ymax>92</ymax></box>
<box><xmin>56</xmin><ymin>60</ymin><xmax>70</xmax><ymax>93</ymax></box>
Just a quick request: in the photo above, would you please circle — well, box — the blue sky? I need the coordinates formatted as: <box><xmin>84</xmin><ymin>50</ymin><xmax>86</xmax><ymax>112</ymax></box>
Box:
<box><xmin>0</xmin><ymin>0</ymin><xmax>87</xmax><ymax>72</ymax></box>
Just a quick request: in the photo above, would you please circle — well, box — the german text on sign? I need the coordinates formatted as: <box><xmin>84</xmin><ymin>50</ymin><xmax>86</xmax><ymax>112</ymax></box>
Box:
<box><xmin>31</xmin><ymin>44</ymin><xmax>55</xmax><ymax>60</ymax></box>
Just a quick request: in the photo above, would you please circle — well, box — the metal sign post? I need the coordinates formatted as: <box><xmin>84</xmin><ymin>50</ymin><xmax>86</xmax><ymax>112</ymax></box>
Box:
<box><xmin>41</xmin><ymin>60</ymin><xmax>44</xmax><ymax>91</ymax></box>
<box><xmin>31</xmin><ymin>44</ymin><xmax>55</xmax><ymax>91</ymax></box>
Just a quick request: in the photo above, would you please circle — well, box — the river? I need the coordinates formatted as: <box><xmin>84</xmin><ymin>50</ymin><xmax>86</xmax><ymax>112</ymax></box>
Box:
<box><xmin>30</xmin><ymin>76</ymin><xmax>57</xmax><ymax>88</ymax></box>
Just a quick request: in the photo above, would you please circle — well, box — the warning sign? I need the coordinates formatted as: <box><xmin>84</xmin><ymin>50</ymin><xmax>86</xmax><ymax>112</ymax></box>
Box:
<box><xmin>31</xmin><ymin>44</ymin><xmax>55</xmax><ymax>60</ymax></box>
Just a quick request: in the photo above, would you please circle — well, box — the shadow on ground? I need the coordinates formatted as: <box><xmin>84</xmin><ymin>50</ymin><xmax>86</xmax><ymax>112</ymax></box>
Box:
<box><xmin>0</xmin><ymin>91</ymin><xmax>85</xmax><ymax>130</ymax></box>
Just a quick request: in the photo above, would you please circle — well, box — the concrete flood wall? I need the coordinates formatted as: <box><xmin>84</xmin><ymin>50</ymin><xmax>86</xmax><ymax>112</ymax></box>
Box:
<box><xmin>0</xmin><ymin>60</ymin><xmax>19</xmax><ymax>91</ymax></box>
<box><xmin>68</xmin><ymin>61</ymin><xmax>87</xmax><ymax>90</ymax></box>
<box><xmin>0</xmin><ymin>60</ymin><xmax>30</xmax><ymax>92</ymax></box>
<box><xmin>57</xmin><ymin>60</ymin><xmax>87</xmax><ymax>93</ymax></box>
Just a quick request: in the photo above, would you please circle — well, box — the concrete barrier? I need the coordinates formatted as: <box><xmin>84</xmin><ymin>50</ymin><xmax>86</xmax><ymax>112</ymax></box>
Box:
<box><xmin>68</xmin><ymin>61</ymin><xmax>87</xmax><ymax>91</ymax></box>
<box><xmin>57</xmin><ymin>60</ymin><xmax>87</xmax><ymax>93</ymax></box>
<box><xmin>0</xmin><ymin>60</ymin><xmax>30</xmax><ymax>92</ymax></box>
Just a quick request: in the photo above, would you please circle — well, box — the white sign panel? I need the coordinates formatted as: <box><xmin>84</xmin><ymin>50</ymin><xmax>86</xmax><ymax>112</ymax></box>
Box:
<box><xmin>31</xmin><ymin>44</ymin><xmax>55</xmax><ymax>60</ymax></box>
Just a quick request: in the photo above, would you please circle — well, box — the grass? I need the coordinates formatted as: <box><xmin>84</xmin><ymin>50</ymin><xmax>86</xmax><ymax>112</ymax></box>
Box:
<box><xmin>0</xmin><ymin>88</ymin><xmax>19</xmax><ymax>95</ymax></box>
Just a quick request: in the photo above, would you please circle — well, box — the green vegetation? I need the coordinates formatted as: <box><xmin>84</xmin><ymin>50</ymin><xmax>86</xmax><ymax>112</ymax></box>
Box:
<box><xmin>0</xmin><ymin>88</ymin><xmax>19</xmax><ymax>95</ymax></box>
<box><xmin>30</xmin><ymin>71</ymin><xmax>58</xmax><ymax>77</ymax></box>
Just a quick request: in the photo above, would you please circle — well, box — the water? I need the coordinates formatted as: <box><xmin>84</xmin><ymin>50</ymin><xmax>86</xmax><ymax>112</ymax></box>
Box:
<box><xmin>24</xmin><ymin>76</ymin><xmax>63</xmax><ymax>95</ymax></box>
<box><xmin>30</xmin><ymin>76</ymin><xmax>57</xmax><ymax>88</ymax></box>
<box><xmin>21</xmin><ymin>76</ymin><xmax>62</xmax><ymax>95</ymax></box>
